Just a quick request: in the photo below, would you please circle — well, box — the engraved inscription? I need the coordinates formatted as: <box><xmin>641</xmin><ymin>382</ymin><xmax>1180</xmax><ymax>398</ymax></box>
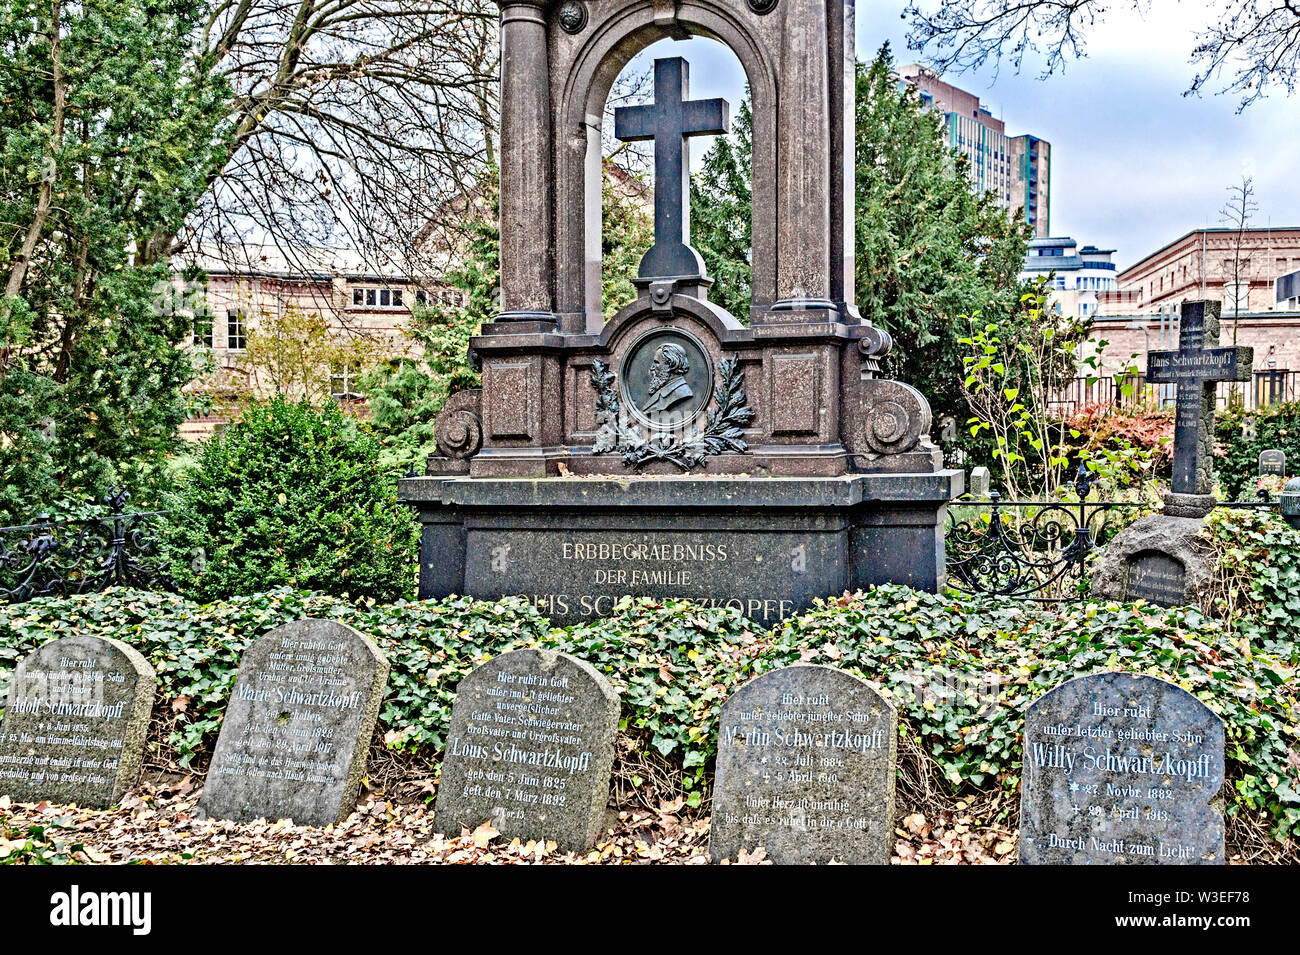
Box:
<box><xmin>464</xmin><ymin>529</ymin><xmax>834</xmax><ymax>623</ymax></box>
<box><xmin>434</xmin><ymin>649</ymin><xmax>619</xmax><ymax>852</ymax></box>
<box><xmin>1021</xmin><ymin>673</ymin><xmax>1225</xmax><ymax>865</ymax></box>
<box><xmin>709</xmin><ymin>665</ymin><xmax>897</xmax><ymax>864</ymax></box>
<box><xmin>1126</xmin><ymin>550</ymin><xmax>1185</xmax><ymax>605</ymax></box>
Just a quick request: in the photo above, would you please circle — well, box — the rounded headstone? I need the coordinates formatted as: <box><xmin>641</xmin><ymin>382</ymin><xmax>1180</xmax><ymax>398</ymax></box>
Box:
<box><xmin>0</xmin><ymin>633</ymin><xmax>156</xmax><ymax>808</ymax></box>
<box><xmin>709</xmin><ymin>664</ymin><xmax>898</xmax><ymax>864</ymax></box>
<box><xmin>1021</xmin><ymin>672</ymin><xmax>1225</xmax><ymax>864</ymax></box>
<box><xmin>197</xmin><ymin>619</ymin><xmax>389</xmax><ymax>827</ymax></box>
<box><xmin>434</xmin><ymin>648</ymin><xmax>620</xmax><ymax>852</ymax></box>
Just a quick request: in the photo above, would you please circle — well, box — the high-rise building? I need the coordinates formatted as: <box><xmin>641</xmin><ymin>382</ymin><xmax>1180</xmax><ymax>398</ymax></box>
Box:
<box><xmin>899</xmin><ymin>64</ymin><xmax>1052</xmax><ymax>237</ymax></box>
<box><xmin>1020</xmin><ymin>237</ymin><xmax>1118</xmax><ymax>319</ymax></box>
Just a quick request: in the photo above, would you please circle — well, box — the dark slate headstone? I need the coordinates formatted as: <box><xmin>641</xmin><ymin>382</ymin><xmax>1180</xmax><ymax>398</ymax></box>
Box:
<box><xmin>1021</xmin><ymin>672</ymin><xmax>1224</xmax><ymax>865</ymax></box>
<box><xmin>1260</xmin><ymin>448</ymin><xmax>1286</xmax><ymax>476</ymax></box>
<box><xmin>1126</xmin><ymin>550</ymin><xmax>1187</xmax><ymax>605</ymax></box>
<box><xmin>434</xmin><ymin>648</ymin><xmax>619</xmax><ymax>852</ymax></box>
<box><xmin>1091</xmin><ymin>516</ymin><xmax>1213</xmax><ymax>608</ymax></box>
<box><xmin>197</xmin><ymin>619</ymin><xmax>388</xmax><ymax>827</ymax></box>
<box><xmin>709</xmin><ymin>664</ymin><xmax>897</xmax><ymax>865</ymax></box>
<box><xmin>0</xmin><ymin>634</ymin><xmax>155</xmax><ymax>808</ymax></box>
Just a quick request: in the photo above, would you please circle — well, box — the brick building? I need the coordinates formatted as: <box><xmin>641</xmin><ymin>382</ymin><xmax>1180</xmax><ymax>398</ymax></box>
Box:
<box><xmin>174</xmin><ymin>244</ymin><xmax>455</xmax><ymax>440</ymax></box>
<box><xmin>1101</xmin><ymin>226</ymin><xmax>1300</xmax><ymax>317</ymax></box>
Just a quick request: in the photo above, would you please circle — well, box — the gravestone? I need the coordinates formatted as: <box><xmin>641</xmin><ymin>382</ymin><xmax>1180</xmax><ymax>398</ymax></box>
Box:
<box><xmin>1021</xmin><ymin>672</ymin><xmax>1224</xmax><ymax>864</ymax></box>
<box><xmin>399</xmin><ymin>0</ymin><xmax>963</xmax><ymax>626</ymax></box>
<box><xmin>197</xmin><ymin>619</ymin><xmax>388</xmax><ymax>827</ymax></box>
<box><xmin>0</xmin><ymin>634</ymin><xmax>155</xmax><ymax>808</ymax></box>
<box><xmin>1259</xmin><ymin>448</ymin><xmax>1286</xmax><ymax>477</ymax></box>
<box><xmin>968</xmin><ymin>466</ymin><xmax>991</xmax><ymax>500</ymax></box>
<box><xmin>434</xmin><ymin>648</ymin><xmax>619</xmax><ymax>852</ymax></box>
<box><xmin>1093</xmin><ymin>300</ymin><xmax>1251</xmax><ymax>607</ymax></box>
<box><xmin>709</xmin><ymin>665</ymin><xmax>897</xmax><ymax>865</ymax></box>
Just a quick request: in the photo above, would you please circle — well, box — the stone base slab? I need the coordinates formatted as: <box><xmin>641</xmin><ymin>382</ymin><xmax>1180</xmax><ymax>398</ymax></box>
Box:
<box><xmin>399</xmin><ymin>472</ymin><xmax>963</xmax><ymax>626</ymax></box>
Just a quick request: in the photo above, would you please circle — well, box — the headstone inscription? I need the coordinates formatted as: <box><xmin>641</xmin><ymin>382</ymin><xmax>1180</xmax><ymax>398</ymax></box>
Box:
<box><xmin>434</xmin><ymin>648</ymin><xmax>619</xmax><ymax>852</ymax></box>
<box><xmin>1125</xmin><ymin>551</ymin><xmax>1186</xmax><ymax>605</ymax></box>
<box><xmin>1260</xmin><ymin>449</ymin><xmax>1286</xmax><ymax>477</ymax></box>
<box><xmin>708</xmin><ymin>665</ymin><xmax>897</xmax><ymax>865</ymax></box>
<box><xmin>197</xmin><ymin>619</ymin><xmax>388</xmax><ymax>827</ymax></box>
<box><xmin>1021</xmin><ymin>672</ymin><xmax>1224</xmax><ymax>865</ymax></box>
<box><xmin>1092</xmin><ymin>300</ymin><xmax>1252</xmax><ymax>607</ymax></box>
<box><xmin>0</xmin><ymin>634</ymin><xmax>155</xmax><ymax>808</ymax></box>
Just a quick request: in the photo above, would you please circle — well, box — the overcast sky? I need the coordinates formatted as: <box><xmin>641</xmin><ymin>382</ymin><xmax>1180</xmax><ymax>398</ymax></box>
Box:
<box><xmin>622</xmin><ymin>1</ymin><xmax>1300</xmax><ymax>270</ymax></box>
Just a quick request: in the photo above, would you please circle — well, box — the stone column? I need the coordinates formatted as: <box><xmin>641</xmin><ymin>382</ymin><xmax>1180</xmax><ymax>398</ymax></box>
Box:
<box><xmin>495</xmin><ymin>1</ymin><xmax>555</xmax><ymax>325</ymax></box>
<box><xmin>772</xmin><ymin>0</ymin><xmax>833</xmax><ymax>315</ymax></box>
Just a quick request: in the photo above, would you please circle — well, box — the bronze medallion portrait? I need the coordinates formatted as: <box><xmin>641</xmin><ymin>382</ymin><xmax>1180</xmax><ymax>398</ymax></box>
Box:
<box><xmin>620</xmin><ymin>328</ymin><xmax>713</xmax><ymax>431</ymax></box>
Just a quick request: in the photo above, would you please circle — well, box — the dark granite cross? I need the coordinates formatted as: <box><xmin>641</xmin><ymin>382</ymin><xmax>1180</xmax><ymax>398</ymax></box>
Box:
<box><xmin>614</xmin><ymin>57</ymin><xmax>728</xmax><ymax>282</ymax></box>
<box><xmin>1145</xmin><ymin>301</ymin><xmax>1252</xmax><ymax>495</ymax></box>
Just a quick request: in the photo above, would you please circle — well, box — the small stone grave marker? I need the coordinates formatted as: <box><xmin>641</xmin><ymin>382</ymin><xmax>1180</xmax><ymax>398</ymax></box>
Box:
<box><xmin>197</xmin><ymin>619</ymin><xmax>388</xmax><ymax>827</ymax></box>
<box><xmin>1021</xmin><ymin>672</ymin><xmax>1224</xmax><ymax>864</ymax></box>
<box><xmin>1260</xmin><ymin>448</ymin><xmax>1286</xmax><ymax>476</ymax></box>
<box><xmin>0</xmin><ymin>634</ymin><xmax>156</xmax><ymax>808</ymax></box>
<box><xmin>709</xmin><ymin>664</ymin><xmax>897</xmax><ymax>864</ymax></box>
<box><xmin>1125</xmin><ymin>550</ymin><xmax>1187</xmax><ymax>605</ymax></box>
<box><xmin>434</xmin><ymin>648</ymin><xmax>619</xmax><ymax>852</ymax></box>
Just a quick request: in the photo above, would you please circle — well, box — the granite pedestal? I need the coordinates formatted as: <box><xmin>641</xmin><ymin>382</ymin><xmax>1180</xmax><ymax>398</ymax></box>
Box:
<box><xmin>401</xmin><ymin>472</ymin><xmax>961</xmax><ymax>626</ymax></box>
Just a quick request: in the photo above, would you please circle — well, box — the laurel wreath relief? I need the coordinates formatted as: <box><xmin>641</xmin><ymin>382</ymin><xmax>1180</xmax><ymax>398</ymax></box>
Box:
<box><xmin>589</xmin><ymin>358</ymin><xmax>755</xmax><ymax>471</ymax></box>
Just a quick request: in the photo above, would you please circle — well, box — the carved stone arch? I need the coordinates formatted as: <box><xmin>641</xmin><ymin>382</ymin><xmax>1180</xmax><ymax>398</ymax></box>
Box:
<box><xmin>597</xmin><ymin>290</ymin><xmax>746</xmax><ymax>351</ymax></box>
<box><xmin>554</xmin><ymin>2</ymin><xmax>779</xmax><ymax>334</ymax></box>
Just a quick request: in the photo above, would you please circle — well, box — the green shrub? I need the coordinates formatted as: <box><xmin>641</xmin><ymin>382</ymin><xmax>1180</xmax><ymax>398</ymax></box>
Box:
<box><xmin>161</xmin><ymin>398</ymin><xmax>419</xmax><ymax>601</ymax></box>
<box><xmin>1</xmin><ymin>585</ymin><xmax>1296</xmax><ymax>839</ymax></box>
<box><xmin>1216</xmin><ymin>401</ymin><xmax>1300</xmax><ymax>499</ymax></box>
<box><xmin>1203</xmin><ymin>508</ymin><xmax>1300</xmax><ymax>658</ymax></box>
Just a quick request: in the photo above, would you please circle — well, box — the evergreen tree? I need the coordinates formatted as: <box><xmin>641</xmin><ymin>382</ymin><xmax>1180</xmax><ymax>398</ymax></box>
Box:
<box><xmin>0</xmin><ymin>0</ymin><xmax>231</xmax><ymax>520</ymax></box>
<box><xmin>690</xmin><ymin>97</ymin><xmax>754</xmax><ymax>322</ymax></box>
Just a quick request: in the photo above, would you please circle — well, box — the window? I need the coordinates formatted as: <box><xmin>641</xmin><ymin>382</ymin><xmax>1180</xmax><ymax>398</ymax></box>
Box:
<box><xmin>1256</xmin><ymin>370</ymin><xmax>1290</xmax><ymax>408</ymax></box>
<box><xmin>330</xmin><ymin>363</ymin><xmax>361</xmax><ymax>401</ymax></box>
<box><xmin>192</xmin><ymin>312</ymin><xmax>213</xmax><ymax>348</ymax></box>
<box><xmin>352</xmin><ymin>286</ymin><xmax>410</xmax><ymax>309</ymax></box>
<box><xmin>227</xmin><ymin>310</ymin><xmax>247</xmax><ymax>351</ymax></box>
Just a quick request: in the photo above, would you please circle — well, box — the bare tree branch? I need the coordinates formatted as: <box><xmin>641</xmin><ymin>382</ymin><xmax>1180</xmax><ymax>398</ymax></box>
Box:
<box><xmin>905</xmin><ymin>0</ymin><xmax>1300</xmax><ymax>108</ymax></box>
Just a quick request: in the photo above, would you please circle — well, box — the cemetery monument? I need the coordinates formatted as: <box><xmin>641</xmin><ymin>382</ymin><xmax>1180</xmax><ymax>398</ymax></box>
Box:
<box><xmin>709</xmin><ymin>664</ymin><xmax>897</xmax><ymax>864</ymax></box>
<box><xmin>399</xmin><ymin>0</ymin><xmax>963</xmax><ymax>626</ymax></box>
<box><xmin>434</xmin><ymin>648</ymin><xmax>620</xmax><ymax>852</ymax></box>
<box><xmin>1092</xmin><ymin>300</ymin><xmax>1251</xmax><ymax>606</ymax></box>
<box><xmin>197</xmin><ymin>619</ymin><xmax>389</xmax><ymax>827</ymax></box>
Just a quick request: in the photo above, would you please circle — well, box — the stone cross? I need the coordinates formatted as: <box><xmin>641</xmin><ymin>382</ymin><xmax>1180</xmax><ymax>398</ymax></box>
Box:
<box><xmin>614</xmin><ymin>57</ymin><xmax>727</xmax><ymax>282</ymax></box>
<box><xmin>1145</xmin><ymin>301</ymin><xmax>1251</xmax><ymax>499</ymax></box>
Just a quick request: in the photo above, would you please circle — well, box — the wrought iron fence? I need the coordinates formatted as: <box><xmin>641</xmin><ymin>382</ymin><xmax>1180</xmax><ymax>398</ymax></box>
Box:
<box><xmin>0</xmin><ymin>490</ymin><xmax>176</xmax><ymax>604</ymax></box>
<box><xmin>1049</xmin><ymin>372</ymin><xmax>1300</xmax><ymax>416</ymax></box>
<box><xmin>945</xmin><ymin>470</ymin><xmax>1279</xmax><ymax>602</ymax></box>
